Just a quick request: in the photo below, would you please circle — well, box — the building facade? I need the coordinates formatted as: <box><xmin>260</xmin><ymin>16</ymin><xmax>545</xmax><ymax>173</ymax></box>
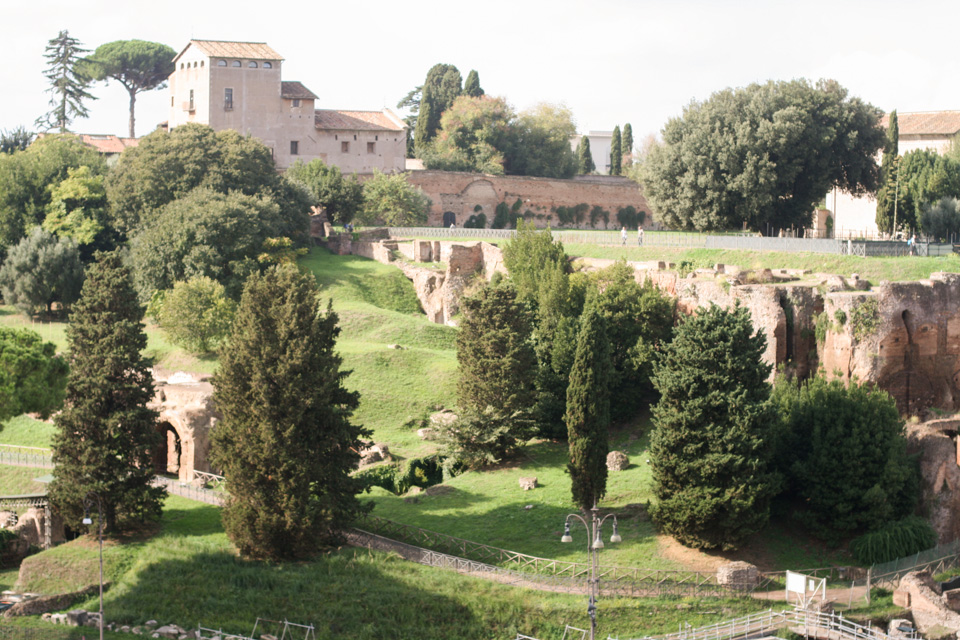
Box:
<box><xmin>167</xmin><ymin>40</ymin><xmax>405</xmax><ymax>172</ymax></box>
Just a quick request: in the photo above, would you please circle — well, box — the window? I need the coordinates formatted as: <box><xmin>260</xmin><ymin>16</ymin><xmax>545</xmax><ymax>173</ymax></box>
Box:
<box><xmin>193</xmin><ymin>61</ymin><xmax>198</xmax><ymax>68</ymax></box>
<box><xmin>171</xmin><ymin>96</ymin><xmax>174</xmax><ymax>107</ymax></box>
<box><xmin>292</xmin><ymin>99</ymin><xmax>301</xmax><ymax>107</ymax></box>
<box><xmin>248</xmin><ymin>61</ymin><xmax>258</xmax><ymax>68</ymax></box>
<box><xmin>263</xmin><ymin>61</ymin><xmax>273</xmax><ymax>69</ymax></box>
<box><xmin>231</xmin><ymin>60</ymin><xmax>241</xmax><ymax>67</ymax></box>
<box><xmin>200</xmin><ymin>61</ymin><xmax>204</xmax><ymax>67</ymax></box>
<box><xmin>367</xmin><ymin>142</ymin><xmax>375</xmax><ymax>154</ymax></box>
<box><xmin>341</xmin><ymin>141</ymin><xmax>350</xmax><ymax>153</ymax></box>
<box><xmin>217</xmin><ymin>60</ymin><xmax>227</xmax><ymax>67</ymax></box>
<box><xmin>353</xmin><ymin>134</ymin><xmax>357</xmax><ymax>141</ymax></box>
<box><xmin>180</xmin><ymin>63</ymin><xmax>184</xmax><ymax>69</ymax></box>
<box><xmin>290</xmin><ymin>141</ymin><xmax>299</xmax><ymax>155</ymax></box>
<box><xmin>224</xmin><ymin>88</ymin><xmax>233</xmax><ymax>110</ymax></box>
<box><xmin>188</xmin><ymin>89</ymin><xmax>194</xmax><ymax>111</ymax></box>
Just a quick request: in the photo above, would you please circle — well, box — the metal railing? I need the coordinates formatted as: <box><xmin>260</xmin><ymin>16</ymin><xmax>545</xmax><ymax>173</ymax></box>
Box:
<box><xmin>870</xmin><ymin>539</ymin><xmax>960</xmax><ymax>589</ymax></box>
<box><xmin>0</xmin><ymin>446</ymin><xmax>53</xmax><ymax>469</ymax></box>
<box><xmin>151</xmin><ymin>476</ymin><xmax>225</xmax><ymax>506</ymax></box>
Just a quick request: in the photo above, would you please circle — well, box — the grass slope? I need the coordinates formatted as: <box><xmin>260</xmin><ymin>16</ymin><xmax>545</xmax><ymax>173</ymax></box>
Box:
<box><xmin>13</xmin><ymin>495</ymin><xmax>773</xmax><ymax>640</ymax></box>
<box><xmin>0</xmin><ymin>415</ymin><xmax>55</xmax><ymax>449</ymax></box>
<box><xmin>0</xmin><ymin>465</ymin><xmax>50</xmax><ymax>496</ymax></box>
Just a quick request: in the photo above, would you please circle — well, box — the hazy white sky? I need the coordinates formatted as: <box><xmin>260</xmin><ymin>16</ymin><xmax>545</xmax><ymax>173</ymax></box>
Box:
<box><xmin>3</xmin><ymin>0</ymin><xmax>959</xmax><ymax>142</ymax></box>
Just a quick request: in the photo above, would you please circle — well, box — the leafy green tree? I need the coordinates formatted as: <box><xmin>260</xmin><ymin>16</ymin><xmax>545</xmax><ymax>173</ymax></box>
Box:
<box><xmin>922</xmin><ymin>197</ymin><xmax>960</xmax><ymax>242</ymax></box>
<box><xmin>895</xmin><ymin>150</ymin><xmax>960</xmax><ymax>233</ymax></box>
<box><xmin>36</xmin><ymin>30</ymin><xmax>96</xmax><ymax>132</ymax></box>
<box><xmin>0</xmin><ymin>127</ymin><xmax>34</xmax><ymax>154</ymax></box>
<box><xmin>641</xmin><ymin>79</ymin><xmax>884</xmax><ymax>231</ymax></box>
<box><xmin>154</xmin><ymin>277</ymin><xmax>237</xmax><ymax>355</ymax></box>
<box><xmin>875</xmin><ymin>110</ymin><xmax>900</xmax><ymax>233</ymax></box>
<box><xmin>0</xmin><ymin>133</ymin><xmax>105</xmax><ymax>258</ymax></box>
<box><xmin>81</xmin><ymin>40</ymin><xmax>176</xmax><ymax>137</ymax></box>
<box><xmin>285</xmin><ymin>158</ymin><xmax>364</xmax><ymax>225</ymax></box>
<box><xmin>502</xmin><ymin>220</ymin><xmax>570</xmax><ymax>306</ymax></box>
<box><xmin>0</xmin><ymin>227</ymin><xmax>84</xmax><ymax>317</ymax></box>
<box><xmin>610</xmin><ymin>125</ymin><xmax>622</xmax><ymax>176</ymax></box>
<box><xmin>414</xmin><ymin>64</ymin><xmax>462</xmax><ymax>153</ymax></box>
<box><xmin>358</xmin><ymin>170</ymin><xmax>431</xmax><ymax>226</ymax></box>
<box><xmin>577</xmin><ymin>137</ymin><xmax>595</xmax><ymax>174</ymax></box>
<box><xmin>622</xmin><ymin>123</ymin><xmax>633</xmax><ymax>167</ymax></box>
<box><xmin>771</xmin><ymin>375</ymin><xmax>918</xmax><ymax>540</ymax></box>
<box><xmin>422</xmin><ymin>95</ymin><xmax>514</xmax><ymax>174</ymax></box>
<box><xmin>463</xmin><ymin>70</ymin><xmax>484</xmax><ymax>97</ymax></box>
<box><xmin>511</xmin><ymin>104</ymin><xmax>578</xmax><ymax>179</ymax></box>
<box><xmin>586</xmin><ymin>261</ymin><xmax>674</xmax><ymax>419</ymax></box>
<box><xmin>106</xmin><ymin>124</ymin><xmax>309</xmax><ymax>238</ymax></box>
<box><xmin>396</xmin><ymin>85</ymin><xmax>422</xmax><ymax>157</ymax></box>
<box><xmin>566</xmin><ymin>308</ymin><xmax>612</xmax><ymax>512</ymax></box>
<box><xmin>129</xmin><ymin>187</ymin><xmax>287</xmax><ymax>300</ymax></box>
<box><xmin>210</xmin><ymin>265</ymin><xmax>368</xmax><ymax>560</ymax></box>
<box><xmin>650</xmin><ymin>304</ymin><xmax>778</xmax><ymax>550</ymax></box>
<box><xmin>0</xmin><ymin>327</ymin><xmax>68</xmax><ymax>423</ymax></box>
<box><xmin>42</xmin><ymin>165</ymin><xmax>116</xmax><ymax>257</ymax></box>
<box><xmin>452</xmin><ymin>284</ymin><xmax>537</xmax><ymax>462</ymax></box>
<box><xmin>49</xmin><ymin>251</ymin><xmax>164</xmax><ymax>532</ymax></box>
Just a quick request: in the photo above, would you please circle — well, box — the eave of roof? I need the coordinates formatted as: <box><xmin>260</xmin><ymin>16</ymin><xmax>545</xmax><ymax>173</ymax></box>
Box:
<box><xmin>314</xmin><ymin>109</ymin><xmax>405</xmax><ymax>132</ymax></box>
<box><xmin>880</xmin><ymin>111</ymin><xmax>960</xmax><ymax>137</ymax></box>
<box><xmin>173</xmin><ymin>40</ymin><xmax>283</xmax><ymax>64</ymax></box>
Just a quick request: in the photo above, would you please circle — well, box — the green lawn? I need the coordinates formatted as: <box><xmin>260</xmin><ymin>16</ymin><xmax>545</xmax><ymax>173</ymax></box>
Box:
<box><xmin>0</xmin><ymin>465</ymin><xmax>50</xmax><ymax>496</ymax></box>
<box><xmin>0</xmin><ymin>415</ymin><xmax>55</xmax><ymax>449</ymax></box>
<box><xmin>12</xmin><ymin>494</ymin><xmax>775</xmax><ymax>640</ymax></box>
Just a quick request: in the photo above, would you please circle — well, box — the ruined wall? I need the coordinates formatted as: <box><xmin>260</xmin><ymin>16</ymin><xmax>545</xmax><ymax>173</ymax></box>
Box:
<box><xmin>405</xmin><ymin>170</ymin><xmax>652</xmax><ymax>229</ymax></box>
<box><xmin>149</xmin><ymin>373</ymin><xmax>218</xmax><ymax>483</ymax></box>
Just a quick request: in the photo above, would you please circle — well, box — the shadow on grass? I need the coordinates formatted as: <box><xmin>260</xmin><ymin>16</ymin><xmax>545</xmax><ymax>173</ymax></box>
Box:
<box><xmin>95</xmin><ymin>548</ymin><xmax>481</xmax><ymax>639</ymax></box>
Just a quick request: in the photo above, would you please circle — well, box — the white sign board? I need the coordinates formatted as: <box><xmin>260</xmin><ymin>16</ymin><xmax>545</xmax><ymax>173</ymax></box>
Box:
<box><xmin>786</xmin><ymin>571</ymin><xmax>807</xmax><ymax>595</ymax></box>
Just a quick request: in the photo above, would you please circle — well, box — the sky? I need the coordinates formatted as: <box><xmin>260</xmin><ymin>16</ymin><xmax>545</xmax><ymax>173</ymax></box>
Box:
<box><xmin>3</xmin><ymin>0</ymin><xmax>959</xmax><ymax>143</ymax></box>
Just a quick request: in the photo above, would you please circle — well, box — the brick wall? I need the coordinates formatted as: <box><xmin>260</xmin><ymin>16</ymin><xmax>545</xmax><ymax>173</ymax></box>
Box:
<box><xmin>404</xmin><ymin>170</ymin><xmax>652</xmax><ymax>229</ymax></box>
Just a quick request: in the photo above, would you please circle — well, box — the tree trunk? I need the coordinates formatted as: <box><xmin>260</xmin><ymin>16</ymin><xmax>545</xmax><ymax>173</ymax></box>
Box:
<box><xmin>128</xmin><ymin>89</ymin><xmax>137</xmax><ymax>139</ymax></box>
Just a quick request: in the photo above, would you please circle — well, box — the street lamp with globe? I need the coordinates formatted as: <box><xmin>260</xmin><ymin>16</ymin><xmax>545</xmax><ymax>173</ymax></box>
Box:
<box><xmin>561</xmin><ymin>503</ymin><xmax>621</xmax><ymax>640</ymax></box>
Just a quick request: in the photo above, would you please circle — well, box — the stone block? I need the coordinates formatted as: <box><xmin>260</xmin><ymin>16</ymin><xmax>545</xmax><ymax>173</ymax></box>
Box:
<box><xmin>519</xmin><ymin>477</ymin><xmax>538</xmax><ymax>491</ymax></box>
<box><xmin>944</xmin><ymin>588</ymin><xmax>960</xmax><ymax>611</ymax></box>
<box><xmin>417</xmin><ymin>428</ymin><xmax>437</xmax><ymax>440</ymax></box>
<box><xmin>716</xmin><ymin>561</ymin><xmax>758</xmax><ymax>589</ymax></box>
<box><xmin>893</xmin><ymin>589</ymin><xmax>911</xmax><ymax>608</ymax></box>
<box><xmin>65</xmin><ymin>609</ymin><xmax>87</xmax><ymax>626</ymax></box>
<box><xmin>606</xmin><ymin>451</ymin><xmax>629</xmax><ymax>471</ymax></box>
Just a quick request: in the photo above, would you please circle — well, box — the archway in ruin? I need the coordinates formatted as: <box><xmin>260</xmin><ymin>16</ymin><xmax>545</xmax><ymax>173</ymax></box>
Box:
<box><xmin>442</xmin><ymin>211</ymin><xmax>456</xmax><ymax>227</ymax></box>
<box><xmin>154</xmin><ymin>422</ymin><xmax>182</xmax><ymax>475</ymax></box>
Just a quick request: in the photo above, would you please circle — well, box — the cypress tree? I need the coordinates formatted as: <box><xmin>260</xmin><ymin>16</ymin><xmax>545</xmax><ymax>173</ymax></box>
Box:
<box><xmin>565</xmin><ymin>308</ymin><xmax>612</xmax><ymax>513</ymax></box>
<box><xmin>610</xmin><ymin>125</ymin><xmax>622</xmax><ymax>176</ymax></box>
<box><xmin>210</xmin><ymin>265</ymin><xmax>367</xmax><ymax>560</ymax></box>
<box><xmin>577</xmin><ymin>137</ymin><xmax>595</xmax><ymax>174</ymax></box>
<box><xmin>649</xmin><ymin>303</ymin><xmax>778</xmax><ymax>550</ymax></box>
<box><xmin>622</xmin><ymin>123</ymin><xmax>633</xmax><ymax>166</ymax></box>
<box><xmin>414</xmin><ymin>63</ymin><xmax>462</xmax><ymax>153</ymax></box>
<box><xmin>49</xmin><ymin>251</ymin><xmax>164</xmax><ymax>532</ymax></box>
<box><xmin>464</xmin><ymin>70</ymin><xmax>484</xmax><ymax>97</ymax></box>
<box><xmin>876</xmin><ymin>110</ymin><xmax>900</xmax><ymax>234</ymax></box>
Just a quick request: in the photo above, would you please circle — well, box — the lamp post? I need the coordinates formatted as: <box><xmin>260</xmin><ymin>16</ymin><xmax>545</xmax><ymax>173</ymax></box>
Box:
<box><xmin>561</xmin><ymin>504</ymin><xmax>621</xmax><ymax>640</ymax></box>
<box><xmin>82</xmin><ymin>492</ymin><xmax>104</xmax><ymax>640</ymax></box>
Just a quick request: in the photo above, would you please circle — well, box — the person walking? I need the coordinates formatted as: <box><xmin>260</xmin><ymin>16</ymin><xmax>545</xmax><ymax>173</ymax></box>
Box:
<box><xmin>637</xmin><ymin>226</ymin><xmax>644</xmax><ymax>246</ymax></box>
<box><xmin>621</xmin><ymin>226</ymin><xmax>627</xmax><ymax>245</ymax></box>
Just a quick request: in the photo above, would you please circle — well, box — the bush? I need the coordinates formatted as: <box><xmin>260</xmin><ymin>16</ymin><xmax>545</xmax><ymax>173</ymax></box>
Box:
<box><xmin>464</xmin><ymin>213</ymin><xmax>487</xmax><ymax>228</ymax></box>
<box><xmin>616</xmin><ymin>206</ymin><xmax>646</xmax><ymax>230</ymax></box>
<box><xmin>0</xmin><ymin>226</ymin><xmax>84</xmax><ymax>316</ymax></box>
<box><xmin>850</xmin><ymin>517</ymin><xmax>937</xmax><ymax>565</ymax></box>
<box><xmin>438</xmin><ymin>407</ymin><xmax>536</xmax><ymax>469</ymax></box>
<box><xmin>355</xmin><ymin>455</ymin><xmax>448</xmax><ymax>495</ymax></box>
<box><xmin>491</xmin><ymin>202</ymin><xmax>511</xmax><ymax>229</ymax></box>
<box><xmin>357</xmin><ymin>170</ymin><xmax>431</xmax><ymax>226</ymax></box>
<box><xmin>922</xmin><ymin>198</ymin><xmax>960</xmax><ymax>242</ymax></box>
<box><xmin>155</xmin><ymin>277</ymin><xmax>237</xmax><ymax>354</ymax></box>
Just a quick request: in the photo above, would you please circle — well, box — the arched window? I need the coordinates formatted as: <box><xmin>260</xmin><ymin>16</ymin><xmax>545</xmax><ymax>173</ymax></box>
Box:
<box><xmin>248</xmin><ymin>61</ymin><xmax>258</xmax><ymax>68</ymax></box>
<box><xmin>180</xmin><ymin>63</ymin><xmax>184</xmax><ymax>69</ymax></box>
<box><xmin>263</xmin><ymin>61</ymin><xmax>272</xmax><ymax>69</ymax></box>
<box><xmin>231</xmin><ymin>60</ymin><xmax>241</xmax><ymax>67</ymax></box>
<box><xmin>193</xmin><ymin>61</ymin><xmax>198</xmax><ymax>68</ymax></box>
<box><xmin>217</xmin><ymin>60</ymin><xmax>227</xmax><ymax>67</ymax></box>
<box><xmin>200</xmin><ymin>61</ymin><xmax>204</xmax><ymax>67</ymax></box>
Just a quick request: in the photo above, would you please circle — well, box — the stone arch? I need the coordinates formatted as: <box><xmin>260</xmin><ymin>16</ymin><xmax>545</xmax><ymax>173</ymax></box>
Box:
<box><xmin>460</xmin><ymin>179</ymin><xmax>498</xmax><ymax>223</ymax></box>
<box><xmin>154</xmin><ymin>422</ymin><xmax>182</xmax><ymax>474</ymax></box>
<box><xmin>442</xmin><ymin>211</ymin><xmax>456</xmax><ymax>227</ymax></box>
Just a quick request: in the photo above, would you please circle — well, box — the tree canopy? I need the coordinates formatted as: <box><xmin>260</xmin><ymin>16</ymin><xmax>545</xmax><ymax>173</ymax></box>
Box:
<box><xmin>357</xmin><ymin>170</ymin><xmax>431</xmax><ymax>226</ymax></box>
<box><xmin>650</xmin><ymin>304</ymin><xmax>778</xmax><ymax>550</ymax></box>
<box><xmin>82</xmin><ymin>40</ymin><xmax>176</xmax><ymax>138</ymax></box>
<box><xmin>0</xmin><ymin>327</ymin><xmax>68</xmax><ymax>423</ymax></box>
<box><xmin>414</xmin><ymin>64</ymin><xmax>462</xmax><ymax>153</ymax></box>
<box><xmin>463</xmin><ymin>70</ymin><xmax>484</xmax><ymax>97</ymax></box>
<box><xmin>36</xmin><ymin>30</ymin><xmax>96</xmax><ymax>132</ymax></box>
<box><xmin>610</xmin><ymin>125</ymin><xmax>622</xmax><ymax>176</ymax></box>
<box><xmin>0</xmin><ymin>226</ymin><xmax>84</xmax><ymax>317</ymax></box>
<box><xmin>285</xmin><ymin>158</ymin><xmax>364</xmax><ymax>225</ymax></box>
<box><xmin>875</xmin><ymin>110</ymin><xmax>900</xmax><ymax>234</ymax></box>
<box><xmin>211</xmin><ymin>265</ymin><xmax>367</xmax><ymax>560</ymax></box>
<box><xmin>641</xmin><ymin>79</ymin><xmax>884</xmax><ymax>232</ymax></box>
<box><xmin>577</xmin><ymin>137</ymin><xmax>595</xmax><ymax>175</ymax></box>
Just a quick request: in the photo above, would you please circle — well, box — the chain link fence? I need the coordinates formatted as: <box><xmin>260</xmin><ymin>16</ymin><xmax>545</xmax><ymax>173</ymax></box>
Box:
<box><xmin>0</xmin><ymin>446</ymin><xmax>53</xmax><ymax>469</ymax></box>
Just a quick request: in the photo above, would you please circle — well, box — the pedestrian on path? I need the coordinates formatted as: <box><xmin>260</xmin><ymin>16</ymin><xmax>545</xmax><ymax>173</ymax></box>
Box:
<box><xmin>638</xmin><ymin>226</ymin><xmax>644</xmax><ymax>246</ymax></box>
<box><xmin>621</xmin><ymin>226</ymin><xmax>627</xmax><ymax>245</ymax></box>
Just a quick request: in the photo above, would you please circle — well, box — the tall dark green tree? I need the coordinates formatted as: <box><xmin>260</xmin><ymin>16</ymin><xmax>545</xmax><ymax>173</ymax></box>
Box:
<box><xmin>649</xmin><ymin>304</ymin><xmax>778</xmax><ymax>550</ymax></box>
<box><xmin>610</xmin><ymin>125</ymin><xmax>622</xmax><ymax>176</ymax></box>
<box><xmin>577</xmin><ymin>136</ymin><xmax>595</xmax><ymax>174</ymax></box>
<box><xmin>875</xmin><ymin>110</ymin><xmax>900</xmax><ymax>233</ymax></box>
<box><xmin>0</xmin><ymin>127</ymin><xmax>34</xmax><ymax>154</ymax></box>
<box><xmin>36</xmin><ymin>30</ymin><xmax>96</xmax><ymax>132</ymax></box>
<box><xmin>210</xmin><ymin>265</ymin><xmax>368</xmax><ymax>560</ymax></box>
<box><xmin>622</xmin><ymin>123</ymin><xmax>634</xmax><ymax>167</ymax></box>
<box><xmin>49</xmin><ymin>251</ymin><xmax>164</xmax><ymax>532</ymax></box>
<box><xmin>566</xmin><ymin>308</ymin><xmax>612</xmax><ymax>512</ymax></box>
<box><xmin>413</xmin><ymin>64</ymin><xmax>462</xmax><ymax>153</ymax></box>
<box><xmin>641</xmin><ymin>79</ymin><xmax>884</xmax><ymax>231</ymax></box>
<box><xmin>771</xmin><ymin>375</ymin><xmax>918</xmax><ymax>540</ymax></box>
<box><xmin>82</xmin><ymin>40</ymin><xmax>177</xmax><ymax>137</ymax></box>
<box><xmin>463</xmin><ymin>70</ymin><xmax>484</xmax><ymax>97</ymax></box>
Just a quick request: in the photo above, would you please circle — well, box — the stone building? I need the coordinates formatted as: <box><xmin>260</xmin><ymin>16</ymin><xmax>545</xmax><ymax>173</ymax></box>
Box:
<box><xmin>827</xmin><ymin>111</ymin><xmax>960</xmax><ymax>237</ymax></box>
<box><xmin>166</xmin><ymin>39</ymin><xmax>406</xmax><ymax>172</ymax></box>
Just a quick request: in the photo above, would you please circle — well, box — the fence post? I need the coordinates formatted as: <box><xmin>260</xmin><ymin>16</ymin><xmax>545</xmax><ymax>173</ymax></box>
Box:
<box><xmin>866</xmin><ymin>567</ymin><xmax>871</xmax><ymax>605</ymax></box>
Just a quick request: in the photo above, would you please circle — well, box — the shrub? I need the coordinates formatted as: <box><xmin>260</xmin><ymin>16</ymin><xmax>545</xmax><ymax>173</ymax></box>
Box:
<box><xmin>438</xmin><ymin>407</ymin><xmax>536</xmax><ymax>469</ymax></box>
<box><xmin>616</xmin><ymin>206</ymin><xmax>646</xmax><ymax>229</ymax></box>
<box><xmin>155</xmin><ymin>276</ymin><xmax>237</xmax><ymax>354</ymax></box>
<box><xmin>491</xmin><ymin>202</ymin><xmax>511</xmax><ymax>229</ymax></box>
<box><xmin>464</xmin><ymin>213</ymin><xmax>487</xmax><ymax>228</ymax></box>
<box><xmin>850</xmin><ymin>298</ymin><xmax>880</xmax><ymax>342</ymax></box>
<box><xmin>0</xmin><ymin>226</ymin><xmax>84</xmax><ymax>317</ymax></box>
<box><xmin>355</xmin><ymin>455</ymin><xmax>447</xmax><ymax>495</ymax></box>
<box><xmin>850</xmin><ymin>516</ymin><xmax>937</xmax><ymax>565</ymax></box>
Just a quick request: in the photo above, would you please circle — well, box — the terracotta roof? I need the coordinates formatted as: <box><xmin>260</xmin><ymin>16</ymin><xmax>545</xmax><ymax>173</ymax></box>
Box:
<box><xmin>78</xmin><ymin>134</ymin><xmax>139</xmax><ymax>154</ymax></box>
<box><xmin>173</xmin><ymin>40</ymin><xmax>283</xmax><ymax>63</ymax></box>
<box><xmin>281</xmin><ymin>81</ymin><xmax>318</xmax><ymax>100</ymax></box>
<box><xmin>881</xmin><ymin>111</ymin><xmax>960</xmax><ymax>137</ymax></box>
<box><xmin>314</xmin><ymin>109</ymin><xmax>405</xmax><ymax>132</ymax></box>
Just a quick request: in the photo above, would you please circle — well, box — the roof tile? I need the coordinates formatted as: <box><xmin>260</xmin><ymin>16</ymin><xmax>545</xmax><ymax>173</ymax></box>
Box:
<box><xmin>79</xmin><ymin>134</ymin><xmax>139</xmax><ymax>154</ymax></box>
<box><xmin>281</xmin><ymin>81</ymin><xmax>318</xmax><ymax>100</ymax></box>
<box><xmin>881</xmin><ymin>111</ymin><xmax>960</xmax><ymax>137</ymax></box>
<box><xmin>314</xmin><ymin>110</ymin><xmax>405</xmax><ymax>132</ymax></box>
<box><xmin>176</xmin><ymin>40</ymin><xmax>283</xmax><ymax>63</ymax></box>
